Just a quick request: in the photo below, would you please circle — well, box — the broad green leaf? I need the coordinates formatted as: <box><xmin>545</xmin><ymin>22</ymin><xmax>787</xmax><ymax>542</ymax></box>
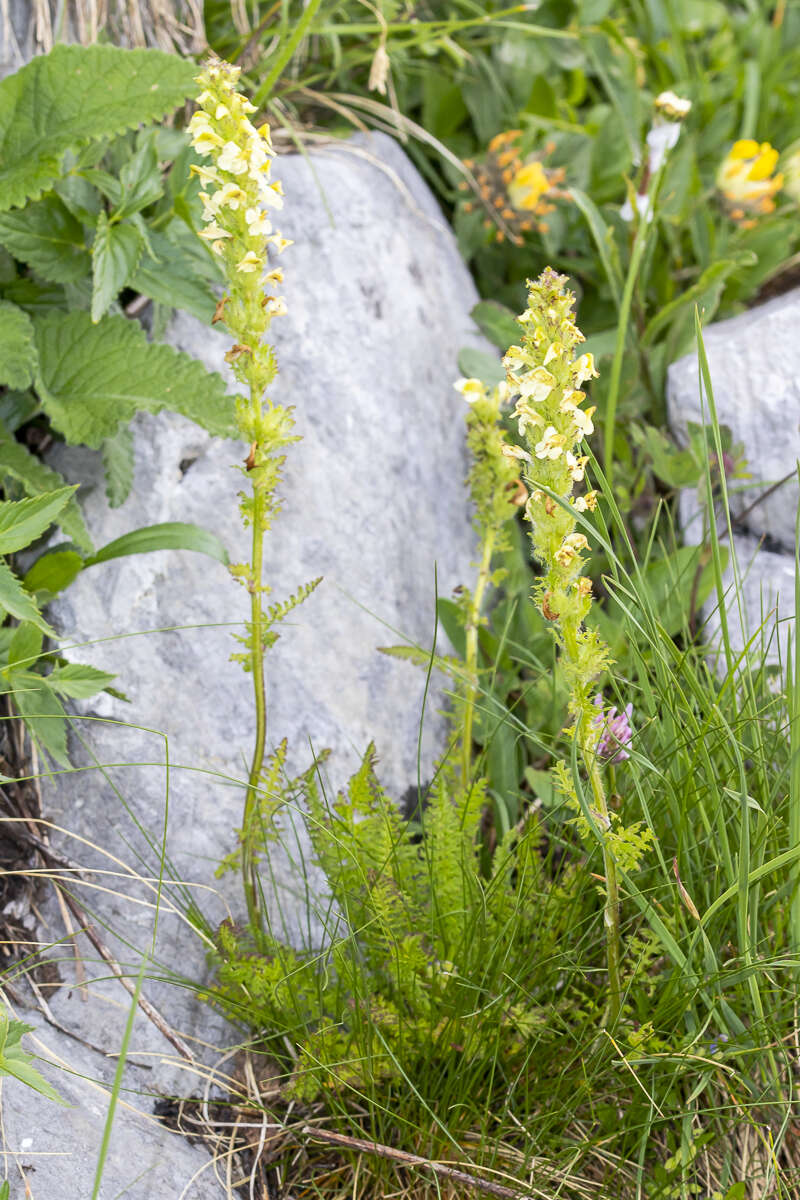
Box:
<box><xmin>0</xmin><ymin>44</ymin><xmax>198</xmax><ymax>211</ymax></box>
<box><xmin>45</xmin><ymin>663</ymin><xmax>116</xmax><ymax>699</ymax></box>
<box><xmin>115</xmin><ymin>135</ymin><xmax>164</xmax><ymax>219</ymax></box>
<box><xmin>0</xmin><ymin>422</ymin><xmax>92</xmax><ymax>552</ymax></box>
<box><xmin>0</xmin><ymin>301</ymin><xmax>36</xmax><ymax>389</ymax></box>
<box><xmin>456</xmin><ymin>347</ymin><xmax>504</xmax><ymax>388</ymax></box>
<box><xmin>84</xmin><ymin>522</ymin><xmax>229</xmax><ymax>567</ymax></box>
<box><xmin>0</xmin><ymin>561</ymin><xmax>54</xmax><ymax>634</ymax></box>
<box><xmin>23</xmin><ymin>550</ymin><xmax>84</xmax><ymax>601</ymax></box>
<box><xmin>0</xmin><ymin>1051</ymin><xmax>65</xmax><ymax>1105</ymax></box>
<box><xmin>470</xmin><ymin>300</ymin><xmax>520</xmax><ymax>352</ymax></box>
<box><xmin>0</xmin><ymin>195</ymin><xmax>90</xmax><ymax>283</ymax></box>
<box><xmin>129</xmin><ymin>229</ymin><xmax>217</xmax><ymax>324</ymax></box>
<box><xmin>0</xmin><ymin>487</ymin><xmax>76</xmax><ymax>555</ymax></box>
<box><xmin>33</xmin><ymin>311</ymin><xmax>236</xmax><ymax>447</ymax></box>
<box><xmin>91</xmin><ymin>214</ymin><xmax>143</xmax><ymax>323</ymax></box>
<box><xmin>7</xmin><ymin>622</ymin><xmax>43</xmax><ymax>672</ymax></box>
<box><xmin>1</xmin><ymin>277</ymin><xmax>66</xmax><ymax>315</ymax></box>
<box><xmin>8</xmin><ymin>674</ymin><xmax>68</xmax><ymax>764</ymax></box>
<box><xmin>0</xmin><ymin>389</ymin><xmax>38</xmax><ymax>431</ymax></box>
<box><xmin>102</xmin><ymin>426</ymin><xmax>135</xmax><ymax>507</ymax></box>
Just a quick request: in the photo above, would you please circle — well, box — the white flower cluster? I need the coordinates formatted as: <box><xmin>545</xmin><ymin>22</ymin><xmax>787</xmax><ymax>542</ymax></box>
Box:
<box><xmin>188</xmin><ymin>59</ymin><xmax>291</xmax><ymax>279</ymax></box>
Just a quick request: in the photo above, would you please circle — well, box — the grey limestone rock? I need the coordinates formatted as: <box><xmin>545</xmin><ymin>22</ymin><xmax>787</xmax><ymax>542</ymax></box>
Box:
<box><xmin>35</xmin><ymin>133</ymin><xmax>483</xmax><ymax>1117</ymax></box>
<box><xmin>667</xmin><ymin>290</ymin><xmax>800</xmax><ymax>663</ymax></box>
<box><xmin>0</xmin><ymin>1018</ymin><xmax>225</xmax><ymax>1198</ymax></box>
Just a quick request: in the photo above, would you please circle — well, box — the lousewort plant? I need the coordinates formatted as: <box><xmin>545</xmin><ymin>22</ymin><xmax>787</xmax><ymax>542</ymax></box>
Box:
<box><xmin>499</xmin><ymin>268</ymin><xmax>652</xmax><ymax>1026</ymax></box>
<box><xmin>188</xmin><ymin>57</ymin><xmax>319</xmax><ymax>933</ymax></box>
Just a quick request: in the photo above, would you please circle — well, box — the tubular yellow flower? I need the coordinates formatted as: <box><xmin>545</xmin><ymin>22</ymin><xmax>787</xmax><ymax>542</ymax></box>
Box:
<box><xmin>717</xmin><ymin>139</ymin><xmax>784</xmax><ymax>221</ymax></box>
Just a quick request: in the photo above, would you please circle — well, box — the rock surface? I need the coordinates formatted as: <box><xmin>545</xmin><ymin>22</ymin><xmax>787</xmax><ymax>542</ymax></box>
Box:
<box><xmin>33</xmin><ymin>131</ymin><xmax>482</xmax><ymax>1135</ymax></box>
<box><xmin>667</xmin><ymin>289</ymin><xmax>800</xmax><ymax>662</ymax></box>
<box><xmin>0</xmin><ymin>1020</ymin><xmax>224</xmax><ymax>1199</ymax></box>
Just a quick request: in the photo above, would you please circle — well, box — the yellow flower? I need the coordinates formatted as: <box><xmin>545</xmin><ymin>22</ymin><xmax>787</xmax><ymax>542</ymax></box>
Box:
<box><xmin>236</xmin><ymin>250</ymin><xmax>263</xmax><ymax>273</ymax></box>
<box><xmin>218</xmin><ymin>140</ymin><xmax>250</xmax><ymax>175</ymax></box>
<box><xmin>574</xmin><ymin>491</ymin><xmax>598</xmax><ymax>513</ymax></box>
<box><xmin>507</xmin><ymin>160</ymin><xmax>551</xmax><ymax>211</ymax></box>
<box><xmin>566</xmin><ymin>451</ymin><xmax>588</xmax><ymax>482</ymax></box>
<box><xmin>245</xmin><ymin>207</ymin><xmax>272</xmax><ymax>236</ymax></box>
<box><xmin>571</xmin><ymin>354</ymin><xmax>599</xmax><ymax>386</ymax></box>
<box><xmin>514</xmin><ymin>401</ymin><xmax>543</xmax><ymax>437</ymax></box>
<box><xmin>518</xmin><ymin>366</ymin><xmax>556</xmax><ymax>404</ymax></box>
<box><xmin>198</xmin><ymin>221</ymin><xmax>232</xmax><ymax>242</ymax></box>
<box><xmin>501</xmin><ymin>443</ymin><xmax>532</xmax><ymax>463</ymax></box>
<box><xmin>717</xmin><ymin>139</ymin><xmax>783</xmax><ymax>220</ymax></box>
<box><xmin>454</xmin><ymin>378</ymin><xmax>486</xmax><ymax>404</ymax></box>
<box><xmin>571</xmin><ymin>405</ymin><xmax>596</xmax><ymax>439</ymax></box>
<box><xmin>535</xmin><ymin>426</ymin><xmax>565</xmax><ymax>461</ymax></box>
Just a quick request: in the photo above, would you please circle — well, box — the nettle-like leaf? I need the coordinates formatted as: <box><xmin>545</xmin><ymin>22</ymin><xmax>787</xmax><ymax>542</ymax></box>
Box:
<box><xmin>0</xmin><ymin>421</ymin><xmax>92</xmax><ymax>551</ymax></box>
<box><xmin>0</xmin><ymin>301</ymin><xmax>36</xmax><ymax>389</ymax></box>
<box><xmin>32</xmin><ymin>310</ymin><xmax>236</xmax><ymax>447</ymax></box>
<box><xmin>0</xmin><ymin>195</ymin><xmax>90</xmax><ymax>283</ymax></box>
<box><xmin>0</xmin><ymin>561</ymin><xmax>54</xmax><ymax>634</ymax></box>
<box><xmin>0</xmin><ymin>44</ymin><xmax>198</xmax><ymax>212</ymax></box>
<box><xmin>0</xmin><ymin>487</ymin><xmax>76</xmax><ymax>555</ymax></box>
<box><xmin>91</xmin><ymin>214</ymin><xmax>143</xmax><ymax>323</ymax></box>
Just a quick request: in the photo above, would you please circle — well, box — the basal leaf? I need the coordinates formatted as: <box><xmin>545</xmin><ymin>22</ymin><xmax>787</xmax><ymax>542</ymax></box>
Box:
<box><xmin>0</xmin><ymin>301</ymin><xmax>36</xmax><ymax>389</ymax></box>
<box><xmin>0</xmin><ymin>421</ymin><xmax>93</xmax><ymax>552</ymax></box>
<box><xmin>84</xmin><ymin>521</ymin><xmax>229</xmax><ymax>567</ymax></box>
<box><xmin>91</xmin><ymin>214</ymin><xmax>143</xmax><ymax>323</ymax></box>
<box><xmin>0</xmin><ymin>195</ymin><xmax>90</xmax><ymax>283</ymax></box>
<box><xmin>0</xmin><ymin>487</ymin><xmax>76</xmax><ymax>555</ymax></box>
<box><xmin>0</xmin><ymin>44</ymin><xmax>198</xmax><ymax>212</ymax></box>
<box><xmin>0</xmin><ymin>561</ymin><xmax>54</xmax><ymax>634</ymax></box>
<box><xmin>456</xmin><ymin>347</ymin><xmax>504</xmax><ymax>388</ymax></box>
<box><xmin>23</xmin><ymin>550</ymin><xmax>84</xmax><ymax>601</ymax></box>
<box><xmin>33</xmin><ymin>311</ymin><xmax>236</xmax><ymax>448</ymax></box>
<box><xmin>470</xmin><ymin>300</ymin><xmax>520</xmax><ymax>352</ymax></box>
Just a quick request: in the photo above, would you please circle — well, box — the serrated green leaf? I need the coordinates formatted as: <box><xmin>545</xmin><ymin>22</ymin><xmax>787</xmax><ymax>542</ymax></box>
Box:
<box><xmin>0</xmin><ymin>44</ymin><xmax>198</xmax><ymax>212</ymax></box>
<box><xmin>33</xmin><ymin>311</ymin><xmax>236</xmax><ymax>447</ymax></box>
<box><xmin>470</xmin><ymin>300</ymin><xmax>520</xmax><ymax>352</ymax></box>
<box><xmin>129</xmin><ymin>229</ymin><xmax>216</xmax><ymax>323</ymax></box>
<box><xmin>115</xmin><ymin>135</ymin><xmax>164</xmax><ymax>219</ymax></box>
<box><xmin>0</xmin><ymin>422</ymin><xmax>92</xmax><ymax>552</ymax></box>
<box><xmin>1</xmin><ymin>277</ymin><xmax>66</xmax><ymax>315</ymax></box>
<box><xmin>102</xmin><ymin>426</ymin><xmax>135</xmax><ymax>507</ymax></box>
<box><xmin>0</xmin><ymin>487</ymin><xmax>76</xmax><ymax>555</ymax></box>
<box><xmin>0</xmin><ymin>390</ymin><xmax>38</xmax><ymax>432</ymax></box>
<box><xmin>7</xmin><ymin>622</ymin><xmax>43</xmax><ymax>672</ymax></box>
<box><xmin>23</xmin><ymin>550</ymin><xmax>84</xmax><ymax>601</ymax></box>
<box><xmin>0</xmin><ymin>195</ymin><xmax>90</xmax><ymax>283</ymax></box>
<box><xmin>0</xmin><ymin>301</ymin><xmax>36</xmax><ymax>389</ymax></box>
<box><xmin>45</xmin><ymin>663</ymin><xmax>116</xmax><ymax>699</ymax></box>
<box><xmin>84</xmin><ymin>521</ymin><xmax>229</xmax><ymax>567</ymax></box>
<box><xmin>0</xmin><ymin>561</ymin><xmax>54</xmax><ymax>634</ymax></box>
<box><xmin>91</xmin><ymin>214</ymin><xmax>142</xmax><ymax>323</ymax></box>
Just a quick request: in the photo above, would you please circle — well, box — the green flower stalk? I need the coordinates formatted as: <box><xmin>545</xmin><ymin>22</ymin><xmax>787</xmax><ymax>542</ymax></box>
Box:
<box><xmin>453</xmin><ymin>376</ymin><xmax>520</xmax><ymax>788</ymax></box>
<box><xmin>501</xmin><ymin>268</ymin><xmax>623</xmax><ymax>1026</ymax></box>
<box><xmin>188</xmin><ymin>58</ymin><xmax>295</xmax><ymax>932</ymax></box>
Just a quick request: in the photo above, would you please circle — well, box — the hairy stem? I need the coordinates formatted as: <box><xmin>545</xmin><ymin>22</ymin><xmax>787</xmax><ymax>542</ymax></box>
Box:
<box><xmin>581</xmin><ymin>727</ymin><xmax>622</xmax><ymax>1028</ymax></box>
<box><xmin>242</xmin><ymin>476</ymin><xmax>267</xmax><ymax>933</ymax></box>
<box><xmin>462</xmin><ymin>530</ymin><xmax>495</xmax><ymax>790</ymax></box>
